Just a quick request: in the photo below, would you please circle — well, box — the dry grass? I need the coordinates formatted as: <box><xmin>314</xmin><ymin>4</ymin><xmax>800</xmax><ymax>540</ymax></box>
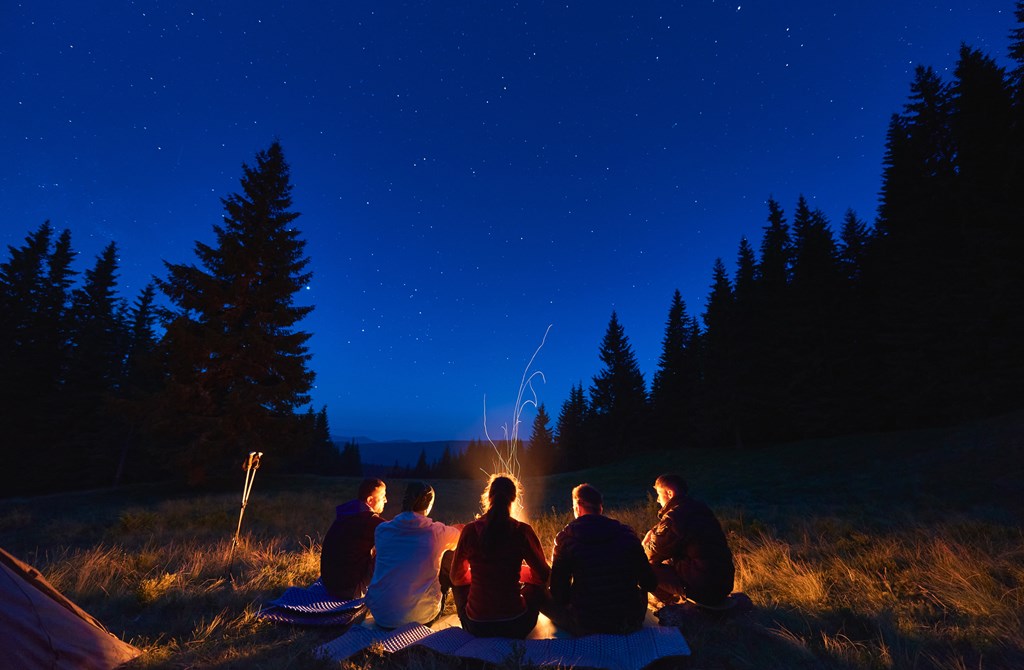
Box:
<box><xmin>2</xmin><ymin>414</ymin><xmax>1022</xmax><ymax>669</ymax></box>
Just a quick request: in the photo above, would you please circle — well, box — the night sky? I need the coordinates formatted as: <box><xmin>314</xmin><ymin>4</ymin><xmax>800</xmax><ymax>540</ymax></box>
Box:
<box><xmin>2</xmin><ymin>2</ymin><xmax>1015</xmax><ymax>441</ymax></box>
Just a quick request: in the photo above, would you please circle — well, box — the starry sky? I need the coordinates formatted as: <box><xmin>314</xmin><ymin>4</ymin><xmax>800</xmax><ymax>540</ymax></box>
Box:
<box><xmin>2</xmin><ymin>2</ymin><xmax>1016</xmax><ymax>441</ymax></box>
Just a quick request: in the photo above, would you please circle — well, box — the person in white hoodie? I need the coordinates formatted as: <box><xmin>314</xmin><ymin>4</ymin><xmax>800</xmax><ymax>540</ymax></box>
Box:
<box><xmin>365</xmin><ymin>481</ymin><xmax>462</xmax><ymax>628</ymax></box>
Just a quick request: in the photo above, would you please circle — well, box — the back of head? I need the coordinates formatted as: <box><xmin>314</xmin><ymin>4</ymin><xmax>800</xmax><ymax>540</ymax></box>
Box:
<box><xmin>573</xmin><ymin>483</ymin><xmax>603</xmax><ymax>514</ymax></box>
<box><xmin>480</xmin><ymin>474</ymin><xmax>518</xmax><ymax>549</ymax></box>
<box><xmin>482</xmin><ymin>474</ymin><xmax>518</xmax><ymax>515</ymax></box>
<box><xmin>357</xmin><ymin>477</ymin><xmax>385</xmax><ymax>501</ymax></box>
<box><xmin>402</xmin><ymin>481</ymin><xmax>435</xmax><ymax>513</ymax></box>
<box><xmin>655</xmin><ymin>473</ymin><xmax>688</xmax><ymax>497</ymax></box>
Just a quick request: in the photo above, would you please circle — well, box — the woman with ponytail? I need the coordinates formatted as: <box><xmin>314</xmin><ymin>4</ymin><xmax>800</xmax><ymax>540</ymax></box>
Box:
<box><xmin>450</xmin><ymin>474</ymin><xmax>551</xmax><ymax>638</ymax></box>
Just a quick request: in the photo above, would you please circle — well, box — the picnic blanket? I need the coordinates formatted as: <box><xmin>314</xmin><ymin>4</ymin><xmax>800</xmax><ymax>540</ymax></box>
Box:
<box><xmin>316</xmin><ymin>617</ymin><xmax>690</xmax><ymax>669</ymax></box>
<box><xmin>257</xmin><ymin>579</ymin><xmax>366</xmax><ymax>626</ymax></box>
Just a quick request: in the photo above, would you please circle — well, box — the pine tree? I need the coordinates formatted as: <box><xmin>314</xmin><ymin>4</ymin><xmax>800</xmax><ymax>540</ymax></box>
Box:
<box><xmin>757</xmin><ymin>198</ymin><xmax>792</xmax><ymax>291</ymax></box>
<box><xmin>436</xmin><ymin>445</ymin><xmax>454</xmax><ymax>478</ymax></box>
<box><xmin>651</xmin><ymin>290</ymin><xmax>700</xmax><ymax>448</ymax></box>
<box><xmin>67</xmin><ymin>242</ymin><xmax>125</xmax><ymax>401</ymax></box>
<box><xmin>700</xmin><ymin>258</ymin><xmax>736</xmax><ymax>446</ymax></box>
<box><xmin>413</xmin><ymin>449</ymin><xmax>429</xmax><ymax>477</ymax></box>
<box><xmin>339</xmin><ymin>440</ymin><xmax>362</xmax><ymax>476</ymax></box>
<box><xmin>155</xmin><ymin>142</ymin><xmax>315</xmax><ymax>483</ymax></box>
<box><xmin>588</xmin><ymin>312</ymin><xmax>648</xmax><ymax>461</ymax></box>
<box><xmin>789</xmin><ymin>197</ymin><xmax>844</xmax><ymax>436</ymax></box>
<box><xmin>112</xmin><ymin>283</ymin><xmax>162</xmax><ymax>486</ymax></box>
<box><xmin>837</xmin><ymin>209</ymin><xmax>870</xmax><ymax>284</ymax></box>
<box><xmin>525</xmin><ymin>403</ymin><xmax>556</xmax><ymax>475</ymax></box>
<box><xmin>555</xmin><ymin>383</ymin><xmax>589</xmax><ymax>469</ymax></box>
<box><xmin>60</xmin><ymin>242</ymin><xmax>128</xmax><ymax>486</ymax></box>
<box><xmin>750</xmin><ymin>199</ymin><xmax>797</xmax><ymax>441</ymax></box>
<box><xmin>0</xmin><ymin>225</ymin><xmax>74</xmax><ymax>493</ymax></box>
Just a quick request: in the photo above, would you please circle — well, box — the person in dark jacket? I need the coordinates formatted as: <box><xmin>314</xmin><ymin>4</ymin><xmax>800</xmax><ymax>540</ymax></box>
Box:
<box><xmin>548</xmin><ymin>483</ymin><xmax>657</xmax><ymax>635</ymax></box>
<box><xmin>320</xmin><ymin>477</ymin><xmax>387</xmax><ymax>600</ymax></box>
<box><xmin>643</xmin><ymin>473</ymin><xmax>734</xmax><ymax>607</ymax></box>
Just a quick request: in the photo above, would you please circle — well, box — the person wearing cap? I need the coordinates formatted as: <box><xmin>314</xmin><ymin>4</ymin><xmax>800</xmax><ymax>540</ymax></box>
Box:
<box><xmin>365</xmin><ymin>481</ymin><xmax>461</xmax><ymax>628</ymax></box>
<box><xmin>642</xmin><ymin>473</ymin><xmax>735</xmax><ymax>608</ymax></box>
<box><xmin>319</xmin><ymin>477</ymin><xmax>388</xmax><ymax>600</ymax></box>
<box><xmin>548</xmin><ymin>483</ymin><xmax>657</xmax><ymax>634</ymax></box>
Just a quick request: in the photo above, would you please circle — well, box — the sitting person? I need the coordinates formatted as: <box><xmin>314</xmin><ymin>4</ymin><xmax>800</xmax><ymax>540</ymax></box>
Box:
<box><xmin>548</xmin><ymin>483</ymin><xmax>657</xmax><ymax>634</ymax></box>
<box><xmin>365</xmin><ymin>481</ymin><xmax>461</xmax><ymax>628</ymax></box>
<box><xmin>320</xmin><ymin>477</ymin><xmax>387</xmax><ymax>600</ymax></box>
<box><xmin>643</xmin><ymin>473</ymin><xmax>735</xmax><ymax>607</ymax></box>
<box><xmin>450</xmin><ymin>474</ymin><xmax>551</xmax><ymax>638</ymax></box>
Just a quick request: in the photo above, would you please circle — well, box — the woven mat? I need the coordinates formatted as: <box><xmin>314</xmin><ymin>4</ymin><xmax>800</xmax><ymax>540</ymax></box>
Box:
<box><xmin>265</xmin><ymin>579</ymin><xmax>363</xmax><ymax>614</ymax></box>
<box><xmin>256</xmin><ymin>579</ymin><xmax>366</xmax><ymax>626</ymax></box>
<box><xmin>316</xmin><ymin>619</ymin><xmax>689</xmax><ymax>669</ymax></box>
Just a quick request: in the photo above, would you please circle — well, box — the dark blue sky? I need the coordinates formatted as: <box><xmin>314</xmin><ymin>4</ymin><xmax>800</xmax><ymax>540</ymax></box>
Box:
<box><xmin>2</xmin><ymin>2</ymin><xmax>1015</xmax><ymax>440</ymax></box>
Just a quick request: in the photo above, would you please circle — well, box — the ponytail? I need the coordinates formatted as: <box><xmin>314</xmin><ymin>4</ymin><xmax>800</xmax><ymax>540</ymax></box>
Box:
<box><xmin>480</xmin><ymin>474</ymin><xmax>518</xmax><ymax>550</ymax></box>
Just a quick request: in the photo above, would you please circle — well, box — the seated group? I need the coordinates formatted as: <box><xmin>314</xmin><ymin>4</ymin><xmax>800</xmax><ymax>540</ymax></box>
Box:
<box><xmin>320</xmin><ymin>473</ymin><xmax>735</xmax><ymax>638</ymax></box>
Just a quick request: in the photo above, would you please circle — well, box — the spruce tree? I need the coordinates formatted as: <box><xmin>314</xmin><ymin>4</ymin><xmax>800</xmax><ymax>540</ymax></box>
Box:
<box><xmin>588</xmin><ymin>312</ymin><xmax>648</xmax><ymax>461</ymax></box>
<box><xmin>751</xmin><ymin>198</ymin><xmax>797</xmax><ymax>441</ymax></box>
<box><xmin>112</xmin><ymin>283</ymin><xmax>161</xmax><ymax>486</ymax></box>
<box><xmin>789</xmin><ymin>197</ymin><xmax>843</xmax><ymax>436</ymax></box>
<box><xmin>651</xmin><ymin>290</ymin><xmax>700</xmax><ymax>448</ymax></box>
<box><xmin>156</xmin><ymin>142</ymin><xmax>315</xmax><ymax>483</ymax></box>
<box><xmin>525</xmin><ymin>403</ymin><xmax>555</xmax><ymax>475</ymax></box>
<box><xmin>61</xmin><ymin>242</ymin><xmax>127</xmax><ymax>486</ymax></box>
<box><xmin>555</xmin><ymin>383</ymin><xmax>589</xmax><ymax>469</ymax></box>
<box><xmin>700</xmin><ymin>258</ymin><xmax>736</xmax><ymax>446</ymax></box>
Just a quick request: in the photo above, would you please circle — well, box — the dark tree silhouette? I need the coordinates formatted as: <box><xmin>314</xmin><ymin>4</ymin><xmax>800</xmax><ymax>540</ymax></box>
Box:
<box><xmin>588</xmin><ymin>311</ymin><xmax>649</xmax><ymax>461</ymax></box>
<box><xmin>651</xmin><ymin>290</ymin><xmax>700</xmax><ymax>448</ymax></box>
<box><xmin>555</xmin><ymin>383</ymin><xmax>589</xmax><ymax>469</ymax></box>
<box><xmin>155</xmin><ymin>141</ymin><xmax>315</xmax><ymax>483</ymax></box>
<box><xmin>525</xmin><ymin>403</ymin><xmax>556</xmax><ymax>475</ymax></box>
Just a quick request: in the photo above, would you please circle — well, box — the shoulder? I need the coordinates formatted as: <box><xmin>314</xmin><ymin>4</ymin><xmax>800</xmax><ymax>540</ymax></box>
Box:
<box><xmin>514</xmin><ymin>519</ymin><xmax>541</xmax><ymax>539</ymax></box>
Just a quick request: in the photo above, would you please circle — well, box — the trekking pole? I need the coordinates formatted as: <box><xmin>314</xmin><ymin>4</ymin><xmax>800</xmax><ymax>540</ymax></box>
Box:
<box><xmin>228</xmin><ymin>451</ymin><xmax>263</xmax><ymax>575</ymax></box>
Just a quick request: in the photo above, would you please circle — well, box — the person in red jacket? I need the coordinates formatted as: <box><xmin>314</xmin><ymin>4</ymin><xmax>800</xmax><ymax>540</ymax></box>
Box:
<box><xmin>449</xmin><ymin>474</ymin><xmax>551</xmax><ymax>638</ymax></box>
<box><xmin>319</xmin><ymin>477</ymin><xmax>387</xmax><ymax>600</ymax></box>
<box><xmin>548</xmin><ymin>483</ymin><xmax>657</xmax><ymax>634</ymax></box>
<box><xmin>643</xmin><ymin>473</ymin><xmax>734</xmax><ymax>608</ymax></box>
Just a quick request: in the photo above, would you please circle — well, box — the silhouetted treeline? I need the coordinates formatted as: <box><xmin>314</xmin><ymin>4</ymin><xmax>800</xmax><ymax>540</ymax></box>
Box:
<box><xmin>0</xmin><ymin>143</ymin><xmax>335</xmax><ymax>495</ymax></box>
<box><xmin>526</xmin><ymin>13</ymin><xmax>1024</xmax><ymax>469</ymax></box>
<box><xmin>5</xmin><ymin>11</ymin><xmax>1024</xmax><ymax>491</ymax></box>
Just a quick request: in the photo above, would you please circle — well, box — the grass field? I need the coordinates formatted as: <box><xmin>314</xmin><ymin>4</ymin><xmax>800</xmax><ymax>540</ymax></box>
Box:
<box><xmin>2</xmin><ymin>412</ymin><xmax>1022</xmax><ymax>669</ymax></box>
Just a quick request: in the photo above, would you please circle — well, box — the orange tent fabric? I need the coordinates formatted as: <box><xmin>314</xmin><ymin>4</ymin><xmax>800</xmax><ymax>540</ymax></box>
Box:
<box><xmin>0</xmin><ymin>547</ymin><xmax>140</xmax><ymax>670</ymax></box>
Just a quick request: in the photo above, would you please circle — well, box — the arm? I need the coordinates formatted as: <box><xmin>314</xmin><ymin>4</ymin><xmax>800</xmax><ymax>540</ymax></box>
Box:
<box><xmin>440</xmin><ymin>521</ymin><xmax>461</xmax><ymax>550</ymax></box>
<box><xmin>449</xmin><ymin>526</ymin><xmax>472</xmax><ymax>587</ymax></box>
<box><xmin>522</xmin><ymin>524</ymin><xmax>551</xmax><ymax>585</ymax></box>
<box><xmin>549</xmin><ymin>531</ymin><xmax>571</xmax><ymax>605</ymax></box>
<box><xmin>642</xmin><ymin>516</ymin><xmax>679</xmax><ymax>565</ymax></box>
<box><xmin>634</xmin><ymin>539</ymin><xmax>659</xmax><ymax>592</ymax></box>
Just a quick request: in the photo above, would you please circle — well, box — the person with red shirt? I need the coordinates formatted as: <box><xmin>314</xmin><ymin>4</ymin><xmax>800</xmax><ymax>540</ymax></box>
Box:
<box><xmin>449</xmin><ymin>474</ymin><xmax>551</xmax><ymax>638</ymax></box>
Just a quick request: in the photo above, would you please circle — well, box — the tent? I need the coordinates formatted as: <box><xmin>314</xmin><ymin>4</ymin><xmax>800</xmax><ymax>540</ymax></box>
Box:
<box><xmin>0</xmin><ymin>546</ymin><xmax>141</xmax><ymax>669</ymax></box>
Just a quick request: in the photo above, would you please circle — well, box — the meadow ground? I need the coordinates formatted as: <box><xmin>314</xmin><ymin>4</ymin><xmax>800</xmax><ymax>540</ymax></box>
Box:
<box><xmin>1</xmin><ymin>412</ymin><xmax>1022</xmax><ymax>669</ymax></box>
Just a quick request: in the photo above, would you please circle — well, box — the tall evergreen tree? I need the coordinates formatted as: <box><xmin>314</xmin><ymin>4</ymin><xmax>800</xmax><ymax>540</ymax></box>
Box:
<box><xmin>700</xmin><ymin>258</ymin><xmax>735</xmax><ymax>446</ymax></box>
<box><xmin>61</xmin><ymin>242</ymin><xmax>127</xmax><ymax>485</ymax></box>
<box><xmin>588</xmin><ymin>311</ymin><xmax>648</xmax><ymax>461</ymax></box>
<box><xmin>155</xmin><ymin>142</ymin><xmax>315</xmax><ymax>483</ymax></box>
<box><xmin>651</xmin><ymin>290</ymin><xmax>700</xmax><ymax>448</ymax></box>
<box><xmin>112</xmin><ymin>283</ymin><xmax>161</xmax><ymax>486</ymax></box>
<box><xmin>757</xmin><ymin>198</ymin><xmax>793</xmax><ymax>291</ymax></box>
<box><xmin>837</xmin><ymin>209</ymin><xmax>870</xmax><ymax>284</ymax></box>
<box><xmin>0</xmin><ymin>223</ymin><xmax>68</xmax><ymax>493</ymax></box>
<box><xmin>525</xmin><ymin>403</ymin><xmax>556</xmax><ymax>475</ymax></box>
<box><xmin>789</xmin><ymin>197</ymin><xmax>843</xmax><ymax>436</ymax></box>
<box><xmin>555</xmin><ymin>383</ymin><xmax>589</xmax><ymax>469</ymax></box>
